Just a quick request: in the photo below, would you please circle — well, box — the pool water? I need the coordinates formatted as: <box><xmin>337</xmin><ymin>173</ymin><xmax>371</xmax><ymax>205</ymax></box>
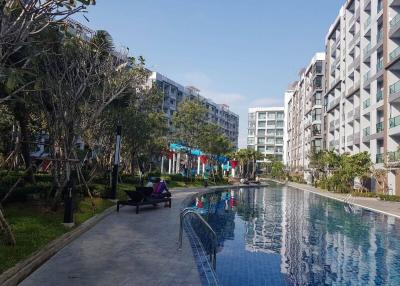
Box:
<box><xmin>189</xmin><ymin>184</ymin><xmax>400</xmax><ymax>286</ymax></box>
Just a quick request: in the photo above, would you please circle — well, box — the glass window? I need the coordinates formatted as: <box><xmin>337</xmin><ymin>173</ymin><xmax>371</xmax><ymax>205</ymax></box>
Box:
<box><xmin>276</xmin><ymin>120</ymin><xmax>284</xmax><ymax>127</ymax></box>
<box><xmin>266</xmin><ymin>146</ymin><xmax>274</xmax><ymax>152</ymax></box>
<box><xmin>267</xmin><ymin>113</ymin><xmax>276</xmax><ymax>119</ymax></box>
<box><xmin>247</xmin><ymin>137</ymin><xmax>255</xmax><ymax>144</ymax></box>
<box><xmin>267</xmin><ymin>138</ymin><xmax>275</xmax><ymax>144</ymax></box>
<box><xmin>257</xmin><ymin>146</ymin><xmax>265</xmax><ymax>152</ymax></box>
<box><xmin>258</xmin><ymin>112</ymin><xmax>266</xmax><ymax>120</ymax></box>
<box><xmin>276</xmin><ymin>138</ymin><xmax>284</xmax><ymax>144</ymax></box>
<box><xmin>257</xmin><ymin>137</ymin><xmax>265</xmax><ymax>144</ymax></box>
<box><xmin>276</xmin><ymin>130</ymin><xmax>284</xmax><ymax>137</ymax></box>
<box><xmin>267</xmin><ymin>120</ymin><xmax>275</xmax><ymax>126</ymax></box>
<box><xmin>258</xmin><ymin>121</ymin><xmax>266</xmax><ymax>128</ymax></box>
<box><xmin>258</xmin><ymin>129</ymin><xmax>265</xmax><ymax>136</ymax></box>
<box><xmin>276</xmin><ymin>112</ymin><xmax>284</xmax><ymax>119</ymax></box>
<box><xmin>313</xmin><ymin>92</ymin><xmax>322</xmax><ymax>105</ymax></box>
<box><xmin>267</xmin><ymin>129</ymin><xmax>275</xmax><ymax>135</ymax></box>
<box><xmin>312</xmin><ymin>109</ymin><xmax>322</xmax><ymax>121</ymax></box>
<box><xmin>248</xmin><ymin>112</ymin><xmax>256</xmax><ymax>121</ymax></box>
<box><xmin>248</xmin><ymin>121</ymin><xmax>256</xmax><ymax>128</ymax></box>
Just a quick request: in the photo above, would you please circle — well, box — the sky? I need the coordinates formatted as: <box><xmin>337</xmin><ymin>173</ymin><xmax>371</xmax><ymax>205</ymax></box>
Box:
<box><xmin>76</xmin><ymin>0</ymin><xmax>344</xmax><ymax>148</ymax></box>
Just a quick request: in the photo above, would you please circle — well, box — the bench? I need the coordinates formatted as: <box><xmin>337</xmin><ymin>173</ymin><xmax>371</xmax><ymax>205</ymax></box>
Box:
<box><xmin>117</xmin><ymin>187</ymin><xmax>172</xmax><ymax>214</ymax></box>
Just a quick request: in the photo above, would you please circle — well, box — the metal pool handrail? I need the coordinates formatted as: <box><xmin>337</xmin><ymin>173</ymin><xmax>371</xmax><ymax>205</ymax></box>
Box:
<box><xmin>178</xmin><ymin>208</ymin><xmax>217</xmax><ymax>270</ymax></box>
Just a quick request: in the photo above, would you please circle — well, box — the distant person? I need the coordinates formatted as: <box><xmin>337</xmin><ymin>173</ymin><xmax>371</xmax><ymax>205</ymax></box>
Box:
<box><xmin>152</xmin><ymin>179</ymin><xmax>171</xmax><ymax>199</ymax></box>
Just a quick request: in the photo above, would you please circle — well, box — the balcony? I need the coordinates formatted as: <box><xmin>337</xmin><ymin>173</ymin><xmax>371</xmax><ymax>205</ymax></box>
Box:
<box><xmin>363</xmin><ymin>70</ymin><xmax>370</xmax><ymax>83</ymax></box>
<box><xmin>390</xmin><ymin>46</ymin><xmax>400</xmax><ymax>63</ymax></box>
<box><xmin>364</xmin><ymin>16</ymin><xmax>371</xmax><ymax>30</ymax></box>
<box><xmin>377</xmin><ymin>58</ymin><xmax>384</xmax><ymax>72</ymax></box>
<box><xmin>390</xmin><ymin>13</ymin><xmax>400</xmax><ymax>34</ymax></box>
<box><xmin>376</xmin><ymin>153</ymin><xmax>384</xmax><ymax>164</ymax></box>
<box><xmin>377</xmin><ymin>89</ymin><xmax>384</xmax><ymax>102</ymax></box>
<box><xmin>390</xmin><ymin>115</ymin><xmax>400</xmax><ymax>128</ymax></box>
<box><xmin>388</xmin><ymin>151</ymin><xmax>400</xmax><ymax>163</ymax></box>
<box><xmin>363</xmin><ymin>98</ymin><xmax>371</xmax><ymax>109</ymax></box>
<box><xmin>390</xmin><ymin>80</ymin><xmax>400</xmax><ymax>95</ymax></box>
<box><xmin>376</xmin><ymin>121</ymin><xmax>384</xmax><ymax>133</ymax></box>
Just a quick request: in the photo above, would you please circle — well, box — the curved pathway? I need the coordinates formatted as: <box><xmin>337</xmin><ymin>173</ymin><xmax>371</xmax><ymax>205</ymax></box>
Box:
<box><xmin>20</xmin><ymin>189</ymin><xmax>202</xmax><ymax>286</ymax></box>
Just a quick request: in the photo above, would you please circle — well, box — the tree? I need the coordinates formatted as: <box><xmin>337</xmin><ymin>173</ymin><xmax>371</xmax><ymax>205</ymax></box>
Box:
<box><xmin>172</xmin><ymin>98</ymin><xmax>208</xmax><ymax>149</ymax></box>
<box><xmin>0</xmin><ymin>0</ymin><xmax>94</xmax><ymax>103</ymax></box>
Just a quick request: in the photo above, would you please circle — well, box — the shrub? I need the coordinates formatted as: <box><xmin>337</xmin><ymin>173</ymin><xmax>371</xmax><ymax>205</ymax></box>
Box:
<box><xmin>351</xmin><ymin>191</ymin><xmax>377</xmax><ymax>198</ymax></box>
<box><xmin>378</xmin><ymin>194</ymin><xmax>400</xmax><ymax>202</ymax></box>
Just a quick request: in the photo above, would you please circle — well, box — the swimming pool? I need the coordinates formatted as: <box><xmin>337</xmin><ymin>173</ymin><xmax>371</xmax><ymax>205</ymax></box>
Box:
<box><xmin>188</xmin><ymin>183</ymin><xmax>400</xmax><ymax>286</ymax></box>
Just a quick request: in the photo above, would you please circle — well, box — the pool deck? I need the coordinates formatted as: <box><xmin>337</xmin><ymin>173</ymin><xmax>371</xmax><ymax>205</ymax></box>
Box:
<box><xmin>278</xmin><ymin>180</ymin><xmax>400</xmax><ymax>219</ymax></box>
<box><xmin>19</xmin><ymin>188</ymin><xmax>204</xmax><ymax>286</ymax></box>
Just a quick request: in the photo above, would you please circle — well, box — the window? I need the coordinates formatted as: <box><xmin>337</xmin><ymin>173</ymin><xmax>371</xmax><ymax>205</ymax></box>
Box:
<box><xmin>248</xmin><ymin>112</ymin><xmax>256</xmax><ymax>121</ymax></box>
<box><xmin>315</xmin><ymin>61</ymin><xmax>323</xmax><ymax>74</ymax></box>
<box><xmin>258</xmin><ymin>121</ymin><xmax>266</xmax><ymax>128</ymax></box>
<box><xmin>276</xmin><ymin>112</ymin><xmax>284</xmax><ymax>119</ymax></box>
<box><xmin>276</xmin><ymin>120</ymin><xmax>284</xmax><ymax>127</ymax></box>
<box><xmin>276</xmin><ymin>138</ymin><xmax>284</xmax><ymax>144</ymax></box>
<box><xmin>247</xmin><ymin>137</ymin><xmax>255</xmax><ymax>144</ymax></box>
<box><xmin>266</xmin><ymin>146</ymin><xmax>274</xmax><ymax>152</ymax></box>
<box><xmin>267</xmin><ymin>129</ymin><xmax>275</xmax><ymax>135</ymax></box>
<box><xmin>258</xmin><ymin>129</ymin><xmax>266</xmax><ymax>136</ymax></box>
<box><xmin>258</xmin><ymin>112</ymin><xmax>266</xmax><ymax>120</ymax></box>
<box><xmin>313</xmin><ymin>92</ymin><xmax>322</xmax><ymax>105</ymax></box>
<box><xmin>313</xmin><ymin>75</ymin><xmax>323</xmax><ymax>89</ymax></box>
<box><xmin>312</xmin><ymin>109</ymin><xmax>322</xmax><ymax>121</ymax></box>
<box><xmin>257</xmin><ymin>146</ymin><xmax>265</xmax><ymax>152</ymax></box>
<box><xmin>257</xmin><ymin>137</ymin><xmax>265</xmax><ymax>144</ymax></box>
<box><xmin>267</xmin><ymin>120</ymin><xmax>275</xmax><ymax>126</ymax></box>
<box><xmin>312</xmin><ymin>124</ymin><xmax>321</xmax><ymax>136</ymax></box>
<box><xmin>276</xmin><ymin>130</ymin><xmax>284</xmax><ymax>137</ymax></box>
<box><xmin>267</xmin><ymin>138</ymin><xmax>275</xmax><ymax>144</ymax></box>
<box><xmin>248</xmin><ymin>129</ymin><xmax>255</xmax><ymax>136</ymax></box>
<box><xmin>248</xmin><ymin>121</ymin><xmax>256</xmax><ymax>128</ymax></box>
<box><xmin>267</xmin><ymin>113</ymin><xmax>276</xmax><ymax>119</ymax></box>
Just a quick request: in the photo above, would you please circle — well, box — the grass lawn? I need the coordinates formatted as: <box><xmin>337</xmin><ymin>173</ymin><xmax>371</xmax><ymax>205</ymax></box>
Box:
<box><xmin>0</xmin><ymin>196</ymin><xmax>116</xmax><ymax>274</ymax></box>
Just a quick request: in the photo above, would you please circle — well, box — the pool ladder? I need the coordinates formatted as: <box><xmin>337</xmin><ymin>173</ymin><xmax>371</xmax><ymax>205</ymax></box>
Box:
<box><xmin>178</xmin><ymin>208</ymin><xmax>217</xmax><ymax>270</ymax></box>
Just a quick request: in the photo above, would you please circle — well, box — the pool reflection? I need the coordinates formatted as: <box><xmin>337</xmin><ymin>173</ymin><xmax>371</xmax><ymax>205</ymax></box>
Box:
<box><xmin>191</xmin><ymin>184</ymin><xmax>400</xmax><ymax>286</ymax></box>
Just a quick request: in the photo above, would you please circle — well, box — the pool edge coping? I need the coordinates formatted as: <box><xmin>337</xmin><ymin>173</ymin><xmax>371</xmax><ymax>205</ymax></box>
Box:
<box><xmin>269</xmin><ymin>179</ymin><xmax>400</xmax><ymax>220</ymax></box>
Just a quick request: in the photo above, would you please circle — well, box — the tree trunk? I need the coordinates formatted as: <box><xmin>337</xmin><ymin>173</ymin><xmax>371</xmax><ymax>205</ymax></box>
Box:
<box><xmin>14</xmin><ymin>102</ymin><xmax>34</xmax><ymax>183</ymax></box>
<box><xmin>0</xmin><ymin>207</ymin><xmax>16</xmax><ymax>246</ymax></box>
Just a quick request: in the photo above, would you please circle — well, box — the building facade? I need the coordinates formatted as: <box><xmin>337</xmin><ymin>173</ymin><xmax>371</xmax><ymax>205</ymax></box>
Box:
<box><xmin>247</xmin><ymin>107</ymin><xmax>285</xmax><ymax>162</ymax></box>
<box><xmin>148</xmin><ymin>71</ymin><xmax>240</xmax><ymax>148</ymax></box>
<box><xmin>324</xmin><ymin>0</ymin><xmax>399</xmax><ymax>194</ymax></box>
<box><xmin>286</xmin><ymin>53</ymin><xmax>325</xmax><ymax>182</ymax></box>
<box><xmin>285</xmin><ymin>0</ymin><xmax>400</xmax><ymax>193</ymax></box>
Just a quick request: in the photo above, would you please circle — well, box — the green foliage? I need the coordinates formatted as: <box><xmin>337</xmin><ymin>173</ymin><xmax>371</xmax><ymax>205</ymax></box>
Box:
<box><xmin>378</xmin><ymin>194</ymin><xmax>400</xmax><ymax>202</ymax></box>
<box><xmin>309</xmin><ymin>151</ymin><xmax>372</xmax><ymax>193</ymax></box>
<box><xmin>271</xmin><ymin>160</ymin><xmax>285</xmax><ymax>179</ymax></box>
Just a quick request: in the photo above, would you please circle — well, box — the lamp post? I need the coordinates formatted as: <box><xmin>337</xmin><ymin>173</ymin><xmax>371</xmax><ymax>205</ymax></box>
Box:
<box><xmin>110</xmin><ymin>125</ymin><xmax>122</xmax><ymax>200</ymax></box>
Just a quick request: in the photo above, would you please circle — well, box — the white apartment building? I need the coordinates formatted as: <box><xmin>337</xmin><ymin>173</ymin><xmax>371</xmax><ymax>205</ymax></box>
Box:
<box><xmin>148</xmin><ymin>72</ymin><xmax>240</xmax><ymax>148</ymax></box>
<box><xmin>247</xmin><ymin>107</ymin><xmax>285</xmax><ymax>162</ymax></box>
<box><xmin>324</xmin><ymin>0</ymin><xmax>400</xmax><ymax>194</ymax></box>
<box><xmin>286</xmin><ymin>53</ymin><xmax>325</xmax><ymax>183</ymax></box>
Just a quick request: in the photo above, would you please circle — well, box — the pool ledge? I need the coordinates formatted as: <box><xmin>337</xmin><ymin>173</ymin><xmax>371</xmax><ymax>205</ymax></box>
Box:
<box><xmin>269</xmin><ymin>180</ymin><xmax>400</xmax><ymax>220</ymax></box>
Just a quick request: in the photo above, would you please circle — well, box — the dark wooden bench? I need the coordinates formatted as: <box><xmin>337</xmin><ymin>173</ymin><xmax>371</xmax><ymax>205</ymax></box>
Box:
<box><xmin>117</xmin><ymin>187</ymin><xmax>172</xmax><ymax>214</ymax></box>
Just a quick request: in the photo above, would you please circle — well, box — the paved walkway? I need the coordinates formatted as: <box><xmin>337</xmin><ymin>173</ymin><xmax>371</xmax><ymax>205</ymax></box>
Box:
<box><xmin>282</xmin><ymin>181</ymin><xmax>400</xmax><ymax>219</ymax></box>
<box><xmin>20</xmin><ymin>189</ymin><xmax>203</xmax><ymax>286</ymax></box>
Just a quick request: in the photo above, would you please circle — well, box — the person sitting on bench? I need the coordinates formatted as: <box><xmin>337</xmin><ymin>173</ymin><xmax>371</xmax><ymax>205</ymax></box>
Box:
<box><xmin>152</xmin><ymin>179</ymin><xmax>171</xmax><ymax>199</ymax></box>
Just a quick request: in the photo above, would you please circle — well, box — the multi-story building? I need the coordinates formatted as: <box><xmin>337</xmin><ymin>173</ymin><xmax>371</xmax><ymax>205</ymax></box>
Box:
<box><xmin>323</xmin><ymin>0</ymin><xmax>399</xmax><ymax>194</ymax></box>
<box><xmin>286</xmin><ymin>53</ymin><xmax>325</xmax><ymax>182</ymax></box>
<box><xmin>148</xmin><ymin>71</ymin><xmax>240</xmax><ymax>148</ymax></box>
<box><xmin>247</xmin><ymin>107</ymin><xmax>285</xmax><ymax>162</ymax></box>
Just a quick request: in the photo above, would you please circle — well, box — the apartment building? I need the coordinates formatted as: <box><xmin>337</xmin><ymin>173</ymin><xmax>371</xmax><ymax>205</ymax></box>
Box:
<box><xmin>247</xmin><ymin>107</ymin><xmax>285</xmax><ymax>162</ymax></box>
<box><xmin>286</xmin><ymin>53</ymin><xmax>325</xmax><ymax>182</ymax></box>
<box><xmin>324</xmin><ymin>0</ymin><xmax>400</xmax><ymax>194</ymax></box>
<box><xmin>148</xmin><ymin>71</ymin><xmax>240</xmax><ymax>148</ymax></box>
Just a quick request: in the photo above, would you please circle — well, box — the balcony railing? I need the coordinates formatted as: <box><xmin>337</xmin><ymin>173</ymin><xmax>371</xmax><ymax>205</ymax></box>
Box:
<box><xmin>363</xmin><ymin>71</ymin><xmax>371</xmax><ymax>82</ymax></box>
<box><xmin>377</xmin><ymin>89</ymin><xmax>384</xmax><ymax>102</ymax></box>
<box><xmin>376</xmin><ymin>153</ymin><xmax>384</xmax><ymax>164</ymax></box>
<box><xmin>390</xmin><ymin>115</ymin><xmax>400</xmax><ymax>128</ymax></box>
<box><xmin>364</xmin><ymin>16</ymin><xmax>371</xmax><ymax>29</ymax></box>
<box><xmin>390</xmin><ymin>80</ymin><xmax>400</xmax><ymax>94</ymax></box>
<box><xmin>363</xmin><ymin>43</ymin><xmax>372</xmax><ymax>56</ymax></box>
<box><xmin>376</xmin><ymin>122</ymin><xmax>384</xmax><ymax>133</ymax></box>
<box><xmin>377</xmin><ymin>58</ymin><xmax>384</xmax><ymax>71</ymax></box>
<box><xmin>388</xmin><ymin>151</ymin><xmax>400</xmax><ymax>163</ymax></box>
<box><xmin>390</xmin><ymin>46</ymin><xmax>400</xmax><ymax>61</ymax></box>
<box><xmin>363</xmin><ymin>98</ymin><xmax>371</xmax><ymax>109</ymax></box>
<box><xmin>363</xmin><ymin>127</ymin><xmax>371</xmax><ymax>136</ymax></box>
<box><xmin>377</xmin><ymin>30</ymin><xmax>384</xmax><ymax>43</ymax></box>
<box><xmin>390</xmin><ymin>13</ymin><xmax>400</xmax><ymax>28</ymax></box>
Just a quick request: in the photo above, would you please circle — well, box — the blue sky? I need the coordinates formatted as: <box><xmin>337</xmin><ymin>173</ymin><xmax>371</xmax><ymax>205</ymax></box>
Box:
<box><xmin>77</xmin><ymin>1</ymin><xmax>344</xmax><ymax>147</ymax></box>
